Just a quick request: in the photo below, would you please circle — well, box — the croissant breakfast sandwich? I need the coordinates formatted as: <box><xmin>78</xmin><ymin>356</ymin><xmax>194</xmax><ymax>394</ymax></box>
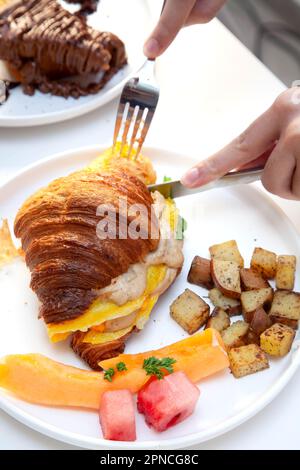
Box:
<box><xmin>14</xmin><ymin>146</ymin><xmax>184</xmax><ymax>370</ymax></box>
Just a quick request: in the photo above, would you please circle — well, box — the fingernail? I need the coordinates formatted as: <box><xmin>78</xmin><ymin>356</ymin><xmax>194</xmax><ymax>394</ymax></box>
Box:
<box><xmin>181</xmin><ymin>167</ymin><xmax>201</xmax><ymax>187</ymax></box>
<box><xmin>144</xmin><ymin>38</ymin><xmax>160</xmax><ymax>58</ymax></box>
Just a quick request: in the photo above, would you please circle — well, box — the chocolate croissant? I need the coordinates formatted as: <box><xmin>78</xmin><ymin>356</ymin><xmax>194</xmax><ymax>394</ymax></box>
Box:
<box><xmin>14</xmin><ymin>147</ymin><xmax>184</xmax><ymax>369</ymax></box>
<box><xmin>0</xmin><ymin>0</ymin><xmax>127</xmax><ymax>98</ymax></box>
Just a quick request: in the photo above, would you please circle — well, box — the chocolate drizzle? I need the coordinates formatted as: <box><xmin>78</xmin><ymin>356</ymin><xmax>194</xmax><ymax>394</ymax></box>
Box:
<box><xmin>0</xmin><ymin>0</ymin><xmax>127</xmax><ymax>98</ymax></box>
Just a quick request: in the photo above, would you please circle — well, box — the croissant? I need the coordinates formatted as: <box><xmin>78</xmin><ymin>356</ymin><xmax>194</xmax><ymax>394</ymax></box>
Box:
<box><xmin>14</xmin><ymin>146</ymin><xmax>184</xmax><ymax>369</ymax></box>
<box><xmin>0</xmin><ymin>0</ymin><xmax>127</xmax><ymax>98</ymax></box>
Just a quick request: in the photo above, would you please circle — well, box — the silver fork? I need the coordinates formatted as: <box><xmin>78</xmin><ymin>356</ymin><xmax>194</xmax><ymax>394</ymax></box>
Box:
<box><xmin>112</xmin><ymin>1</ymin><xmax>166</xmax><ymax>159</ymax></box>
<box><xmin>112</xmin><ymin>59</ymin><xmax>159</xmax><ymax>159</ymax></box>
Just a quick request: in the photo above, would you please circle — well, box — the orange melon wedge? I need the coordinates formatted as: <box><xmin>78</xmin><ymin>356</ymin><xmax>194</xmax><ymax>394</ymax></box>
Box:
<box><xmin>0</xmin><ymin>329</ymin><xmax>228</xmax><ymax>410</ymax></box>
<box><xmin>100</xmin><ymin>328</ymin><xmax>229</xmax><ymax>384</ymax></box>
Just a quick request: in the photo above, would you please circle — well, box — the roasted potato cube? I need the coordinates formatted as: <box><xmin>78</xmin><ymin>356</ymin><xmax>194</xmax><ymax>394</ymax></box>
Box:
<box><xmin>209</xmin><ymin>240</ymin><xmax>244</xmax><ymax>268</ymax></box>
<box><xmin>221</xmin><ymin>321</ymin><xmax>250</xmax><ymax>350</ymax></box>
<box><xmin>208</xmin><ymin>288</ymin><xmax>241</xmax><ymax>316</ymax></box>
<box><xmin>211</xmin><ymin>259</ymin><xmax>241</xmax><ymax>299</ymax></box>
<box><xmin>260</xmin><ymin>323</ymin><xmax>295</xmax><ymax>357</ymax></box>
<box><xmin>276</xmin><ymin>255</ymin><xmax>296</xmax><ymax>291</ymax></box>
<box><xmin>246</xmin><ymin>329</ymin><xmax>260</xmax><ymax>346</ymax></box>
<box><xmin>170</xmin><ymin>289</ymin><xmax>210</xmax><ymax>335</ymax></box>
<box><xmin>187</xmin><ymin>256</ymin><xmax>213</xmax><ymax>289</ymax></box>
<box><xmin>269</xmin><ymin>316</ymin><xmax>298</xmax><ymax>329</ymax></box>
<box><xmin>250</xmin><ymin>247</ymin><xmax>277</xmax><ymax>279</ymax></box>
<box><xmin>205</xmin><ymin>307</ymin><xmax>230</xmax><ymax>333</ymax></box>
<box><xmin>269</xmin><ymin>290</ymin><xmax>300</xmax><ymax>329</ymax></box>
<box><xmin>250</xmin><ymin>307</ymin><xmax>273</xmax><ymax>336</ymax></box>
<box><xmin>241</xmin><ymin>288</ymin><xmax>273</xmax><ymax>323</ymax></box>
<box><xmin>240</xmin><ymin>268</ymin><xmax>270</xmax><ymax>291</ymax></box>
<box><xmin>228</xmin><ymin>344</ymin><xmax>269</xmax><ymax>378</ymax></box>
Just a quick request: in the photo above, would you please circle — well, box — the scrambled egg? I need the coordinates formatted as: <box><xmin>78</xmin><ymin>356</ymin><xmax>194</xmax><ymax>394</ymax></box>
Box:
<box><xmin>86</xmin><ymin>143</ymin><xmax>156</xmax><ymax>186</ymax></box>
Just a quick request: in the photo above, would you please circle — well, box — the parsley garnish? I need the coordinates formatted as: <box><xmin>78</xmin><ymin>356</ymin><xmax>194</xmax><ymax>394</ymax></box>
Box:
<box><xmin>163</xmin><ymin>175</ymin><xmax>172</xmax><ymax>182</ymax></box>
<box><xmin>176</xmin><ymin>216</ymin><xmax>188</xmax><ymax>240</ymax></box>
<box><xmin>143</xmin><ymin>356</ymin><xmax>177</xmax><ymax>380</ymax></box>
<box><xmin>116</xmin><ymin>362</ymin><xmax>127</xmax><ymax>372</ymax></box>
<box><xmin>103</xmin><ymin>368</ymin><xmax>115</xmax><ymax>382</ymax></box>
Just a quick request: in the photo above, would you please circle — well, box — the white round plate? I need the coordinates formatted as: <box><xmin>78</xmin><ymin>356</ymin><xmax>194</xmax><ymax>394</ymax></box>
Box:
<box><xmin>0</xmin><ymin>0</ymin><xmax>153</xmax><ymax>127</ymax></box>
<box><xmin>0</xmin><ymin>146</ymin><xmax>299</xmax><ymax>450</ymax></box>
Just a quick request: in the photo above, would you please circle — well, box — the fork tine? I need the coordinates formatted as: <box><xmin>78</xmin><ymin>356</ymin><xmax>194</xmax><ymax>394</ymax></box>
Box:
<box><xmin>113</xmin><ymin>100</ymin><xmax>127</xmax><ymax>150</ymax></box>
<box><xmin>127</xmin><ymin>106</ymin><xmax>145</xmax><ymax>158</ymax></box>
<box><xmin>119</xmin><ymin>105</ymin><xmax>135</xmax><ymax>156</ymax></box>
<box><xmin>134</xmin><ymin>108</ymin><xmax>156</xmax><ymax>160</ymax></box>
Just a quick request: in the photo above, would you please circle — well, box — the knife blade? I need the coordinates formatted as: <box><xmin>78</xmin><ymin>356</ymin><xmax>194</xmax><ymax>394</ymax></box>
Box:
<box><xmin>148</xmin><ymin>167</ymin><xmax>264</xmax><ymax>199</ymax></box>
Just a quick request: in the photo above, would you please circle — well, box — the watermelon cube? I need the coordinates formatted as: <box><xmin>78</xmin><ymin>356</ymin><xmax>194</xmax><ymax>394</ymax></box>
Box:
<box><xmin>99</xmin><ymin>389</ymin><xmax>136</xmax><ymax>441</ymax></box>
<box><xmin>137</xmin><ymin>371</ymin><xmax>200</xmax><ymax>432</ymax></box>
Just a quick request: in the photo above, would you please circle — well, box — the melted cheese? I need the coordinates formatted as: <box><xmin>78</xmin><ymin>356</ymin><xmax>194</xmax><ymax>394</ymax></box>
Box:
<box><xmin>82</xmin><ymin>326</ymin><xmax>134</xmax><ymax>345</ymax></box>
<box><xmin>81</xmin><ymin>295</ymin><xmax>159</xmax><ymax>345</ymax></box>
<box><xmin>49</xmin><ymin>296</ymin><xmax>146</xmax><ymax>342</ymax></box>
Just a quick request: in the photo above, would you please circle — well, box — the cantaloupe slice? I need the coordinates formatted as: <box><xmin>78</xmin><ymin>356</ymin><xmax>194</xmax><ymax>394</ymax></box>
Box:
<box><xmin>100</xmin><ymin>328</ymin><xmax>229</xmax><ymax>384</ymax></box>
<box><xmin>0</xmin><ymin>354</ymin><xmax>105</xmax><ymax>409</ymax></box>
<box><xmin>0</xmin><ymin>329</ymin><xmax>228</xmax><ymax>410</ymax></box>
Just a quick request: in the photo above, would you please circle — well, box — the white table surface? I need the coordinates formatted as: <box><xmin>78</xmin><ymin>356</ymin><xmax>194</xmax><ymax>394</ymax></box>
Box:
<box><xmin>0</xmin><ymin>18</ymin><xmax>299</xmax><ymax>450</ymax></box>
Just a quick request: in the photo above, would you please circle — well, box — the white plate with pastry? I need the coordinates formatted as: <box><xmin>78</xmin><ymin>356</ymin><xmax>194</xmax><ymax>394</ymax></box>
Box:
<box><xmin>0</xmin><ymin>145</ymin><xmax>299</xmax><ymax>450</ymax></box>
<box><xmin>0</xmin><ymin>0</ymin><xmax>154</xmax><ymax>127</ymax></box>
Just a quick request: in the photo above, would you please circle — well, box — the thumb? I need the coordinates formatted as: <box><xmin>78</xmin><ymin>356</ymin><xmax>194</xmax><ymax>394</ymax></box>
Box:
<box><xmin>181</xmin><ymin>106</ymin><xmax>280</xmax><ymax>188</ymax></box>
<box><xmin>144</xmin><ymin>0</ymin><xmax>195</xmax><ymax>58</ymax></box>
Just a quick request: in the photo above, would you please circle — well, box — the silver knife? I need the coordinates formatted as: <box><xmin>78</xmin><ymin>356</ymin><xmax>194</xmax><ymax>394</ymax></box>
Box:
<box><xmin>148</xmin><ymin>166</ymin><xmax>264</xmax><ymax>199</ymax></box>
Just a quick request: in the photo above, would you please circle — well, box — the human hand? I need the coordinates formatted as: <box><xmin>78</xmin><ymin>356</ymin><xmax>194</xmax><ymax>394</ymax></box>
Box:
<box><xmin>181</xmin><ymin>88</ymin><xmax>300</xmax><ymax>200</ymax></box>
<box><xmin>144</xmin><ymin>0</ymin><xmax>227</xmax><ymax>58</ymax></box>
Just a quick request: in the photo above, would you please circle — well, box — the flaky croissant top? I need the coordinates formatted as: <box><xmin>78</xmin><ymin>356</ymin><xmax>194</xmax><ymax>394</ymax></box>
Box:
<box><xmin>14</xmin><ymin>156</ymin><xmax>158</xmax><ymax>324</ymax></box>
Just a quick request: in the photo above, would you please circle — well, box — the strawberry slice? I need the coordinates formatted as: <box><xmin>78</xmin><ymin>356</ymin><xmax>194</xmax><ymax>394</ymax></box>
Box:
<box><xmin>137</xmin><ymin>371</ymin><xmax>200</xmax><ymax>432</ymax></box>
<box><xmin>99</xmin><ymin>389</ymin><xmax>136</xmax><ymax>441</ymax></box>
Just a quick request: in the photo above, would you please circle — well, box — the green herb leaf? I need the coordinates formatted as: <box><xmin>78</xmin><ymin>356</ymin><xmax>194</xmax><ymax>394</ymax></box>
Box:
<box><xmin>103</xmin><ymin>368</ymin><xmax>115</xmax><ymax>382</ymax></box>
<box><xmin>163</xmin><ymin>175</ymin><xmax>172</xmax><ymax>182</ymax></box>
<box><xmin>116</xmin><ymin>362</ymin><xmax>127</xmax><ymax>372</ymax></box>
<box><xmin>143</xmin><ymin>356</ymin><xmax>177</xmax><ymax>380</ymax></box>
<box><xmin>176</xmin><ymin>216</ymin><xmax>188</xmax><ymax>240</ymax></box>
